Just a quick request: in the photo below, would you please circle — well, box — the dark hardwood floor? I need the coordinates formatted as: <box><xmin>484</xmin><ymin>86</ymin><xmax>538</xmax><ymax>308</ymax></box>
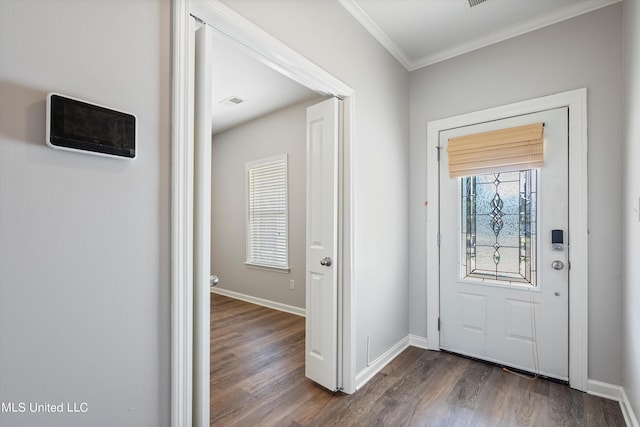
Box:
<box><xmin>211</xmin><ymin>293</ymin><xmax>625</xmax><ymax>426</ymax></box>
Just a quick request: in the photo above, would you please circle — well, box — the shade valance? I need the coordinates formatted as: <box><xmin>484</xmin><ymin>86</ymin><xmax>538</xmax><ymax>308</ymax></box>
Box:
<box><xmin>447</xmin><ymin>122</ymin><xmax>544</xmax><ymax>178</ymax></box>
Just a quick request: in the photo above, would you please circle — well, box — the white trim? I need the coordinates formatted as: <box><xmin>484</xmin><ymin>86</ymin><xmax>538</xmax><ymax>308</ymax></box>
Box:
<box><xmin>587</xmin><ymin>380</ymin><xmax>640</xmax><ymax>427</ymax></box>
<box><xmin>409</xmin><ymin>334</ymin><xmax>429</xmax><ymax>350</ymax></box>
<box><xmin>171</xmin><ymin>1</ymin><xmax>193</xmax><ymax>426</ymax></box>
<box><xmin>211</xmin><ymin>287</ymin><xmax>306</xmax><ymax>317</ymax></box>
<box><xmin>190</xmin><ymin>0</ymin><xmax>352</xmax><ymax>97</ymax></box>
<box><xmin>341</xmin><ymin>96</ymin><xmax>356</xmax><ymax>394</ymax></box>
<box><xmin>567</xmin><ymin>89</ymin><xmax>589</xmax><ymax>393</ymax></box>
<box><xmin>426</xmin><ymin>88</ymin><xmax>589</xmax><ymax>392</ymax></box>
<box><xmin>621</xmin><ymin>388</ymin><xmax>640</xmax><ymax>427</ymax></box>
<box><xmin>193</xmin><ymin>22</ymin><xmax>214</xmax><ymax>427</ymax></box>
<box><xmin>355</xmin><ymin>336</ymin><xmax>410</xmax><ymax>391</ymax></box>
<box><xmin>338</xmin><ymin>0</ymin><xmax>621</xmax><ymax>71</ymax></box>
<box><xmin>337</xmin><ymin>0</ymin><xmax>412</xmax><ymax>70</ymax></box>
<box><xmin>244</xmin><ymin>262</ymin><xmax>291</xmax><ymax>274</ymax></box>
<box><xmin>588</xmin><ymin>379</ymin><xmax>625</xmax><ymax>400</ymax></box>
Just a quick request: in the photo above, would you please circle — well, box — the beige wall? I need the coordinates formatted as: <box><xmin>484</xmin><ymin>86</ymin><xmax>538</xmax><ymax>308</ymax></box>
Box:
<box><xmin>0</xmin><ymin>1</ymin><xmax>171</xmax><ymax>425</ymax></box>
<box><xmin>211</xmin><ymin>97</ymin><xmax>323</xmax><ymax>309</ymax></box>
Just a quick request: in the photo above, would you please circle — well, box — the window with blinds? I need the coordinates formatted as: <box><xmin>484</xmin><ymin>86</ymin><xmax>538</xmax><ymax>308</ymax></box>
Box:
<box><xmin>246</xmin><ymin>154</ymin><xmax>289</xmax><ymax>270</ymax></box>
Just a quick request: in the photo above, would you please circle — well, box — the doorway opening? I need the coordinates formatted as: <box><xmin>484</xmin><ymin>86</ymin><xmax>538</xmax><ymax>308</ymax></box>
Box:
<box><xmin>425</xmin><ymin>89</ymin><xmax>588</xmax><ymax>391</ymax></box>
<box><xmin>171</xmin><ymin>1</ymin><xmax>356</xmax><ymax>425</ymax></box>
<box><xmin>438</xmin><ymin>108</ymin><xmax>569</xmax><ymax>381</ymax></box>
<box><xmin>209</xmin><ymin>24</ymin><xmax>325</xmax><ymax>315</ymax></box>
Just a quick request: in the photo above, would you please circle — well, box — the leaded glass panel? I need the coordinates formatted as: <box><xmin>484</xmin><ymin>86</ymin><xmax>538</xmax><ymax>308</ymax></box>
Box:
<box><xmin>460</xmin><ymin>170</ymin><xmax>537</xmax><ymax>286</ymax></box>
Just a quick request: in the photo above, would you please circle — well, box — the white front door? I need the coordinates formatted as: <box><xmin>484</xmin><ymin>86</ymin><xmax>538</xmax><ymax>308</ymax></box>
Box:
<box><xmin>439</xmin><ymin>107</ymin><xmax>569</xmax><ymax>380</ymax></box>
<box><xmin>305</xmin><ymin>98</ymin><xmax>340</xmax><ymax>391</ymax></box>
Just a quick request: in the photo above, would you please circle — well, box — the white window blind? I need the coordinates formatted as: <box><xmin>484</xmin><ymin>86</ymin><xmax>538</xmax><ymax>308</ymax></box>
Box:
<box><xmin>246</xmin><ymin>154</ymin><xmax>288</xmax><ymax>270</ymax></box>
<box><xmin>447</xmin><ymin>122</ymin><xmax>544</xmax><ymax>178</ymax></box>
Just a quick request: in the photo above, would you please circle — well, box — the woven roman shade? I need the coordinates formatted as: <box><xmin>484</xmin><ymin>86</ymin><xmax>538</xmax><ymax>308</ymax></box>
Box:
<box><xmin>447</xmin><ymin>122</ymin><xmax>544</xmax><ymax>178</ymax></box>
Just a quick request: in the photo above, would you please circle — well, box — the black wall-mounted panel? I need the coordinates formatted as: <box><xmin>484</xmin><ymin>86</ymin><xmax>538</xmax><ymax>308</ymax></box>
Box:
<box><xmin>46</xmin><ymin>93</ymin><xmax>136</xmax><ymax>159</ymax></box>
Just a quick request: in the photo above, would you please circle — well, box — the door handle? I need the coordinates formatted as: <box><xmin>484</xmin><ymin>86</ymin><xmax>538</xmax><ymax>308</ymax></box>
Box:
<box><xmin>551</xmin><ymin>260</ymin><xmax>564</xmax><ymax>270</ymax></box>
<box><xmin>210</xmin><ymin>275</ymin><xmax>219</xmax><ymax>288</ymax></box>
<box><xmin>320</xmin><ymin>257</ymin><xmax>333</xmax><ymax>267</ymax></box>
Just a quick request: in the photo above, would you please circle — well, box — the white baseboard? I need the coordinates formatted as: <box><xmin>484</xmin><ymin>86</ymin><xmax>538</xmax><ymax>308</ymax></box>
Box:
<box><xmin>588</xmin><ymin>379</ymin><xmax>639</xmax><ymax>427</ymax></box>
<box><xmin>409</xmin><ymin>334</ymin><xmax>429</xmax><ymax>349</ymax></box>
<box><xmin>355</xmin><ymin>335</ymin><xmax>410</xmax><ymax>391</ymax></box>
<box><xmin>211</xmin><ymin>287</ymin><xmax>305</xmax><ymax>317</ymax></box>
<box><xmin>588</xmin><ymin>379</ymin><xmax>624</xmax><ymax>400</ymax></box>
<box><xmin>621</xmin><ymin>387</ymin><xmax>640</xmax><ymax>427</ymax></box>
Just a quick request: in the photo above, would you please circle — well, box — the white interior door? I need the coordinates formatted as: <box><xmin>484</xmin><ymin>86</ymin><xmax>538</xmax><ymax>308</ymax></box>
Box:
<box><xmin>193</xmin><ymin>22</ymin><xmax>212</xmax><ymax>427</ymax></box>
<box><xmin>439</xmin><ymin>107</ymin><xmax>569</xmax><ymax>380</ymax></box>
<box><xmin>305</xmin><ymin>97</ymin><xmax>340</xmax><ymax>391</ymax></box>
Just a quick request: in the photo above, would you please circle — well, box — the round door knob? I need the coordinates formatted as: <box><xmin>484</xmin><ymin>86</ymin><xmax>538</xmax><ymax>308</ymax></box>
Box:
<box><xmin>210</xmin><ymin>275</ymin><xmax>220</xmax><ymax>287</ymax></box>
<box><xmin>320</xmin><ymin>257</ymin><xmax>333</xmax><ymax>267</ymax></box>
<box><xmin>551</xmin><ymin>260</ymin><xmax>564</xmax><ymax>270</ymax></box>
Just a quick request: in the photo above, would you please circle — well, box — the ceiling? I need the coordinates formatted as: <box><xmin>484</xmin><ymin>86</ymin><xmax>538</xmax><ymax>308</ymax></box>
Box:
<box><xmin>340</xmin><ymin>0</ymin><xmax>620</xmax><ymax>71</ymax></box>
<box><xmin>212</xmin><ymin>0</ymin><xmax>620</xmax><ymax>133</ymax></box>
<box><xmin>212</xmin><ymin>30</ymin><xmax>320</xmax><ymax>135</ymax></box>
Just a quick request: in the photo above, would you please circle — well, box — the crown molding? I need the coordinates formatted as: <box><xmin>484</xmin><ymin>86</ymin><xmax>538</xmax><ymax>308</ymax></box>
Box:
<box><xmin>337</xmin><ymin>0</ymin><xmax>413</xmax><ymax>70</ymax></box>
<box><xmin>339</xmin><ymin>0</ymin><xmax>622</xmax><ymax>72</ymax></box>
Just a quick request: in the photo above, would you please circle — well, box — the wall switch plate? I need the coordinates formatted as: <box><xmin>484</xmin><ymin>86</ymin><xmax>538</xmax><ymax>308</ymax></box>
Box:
<box><xmin>290</xmin><ymin>279</ymin><xmax>295</xmax><ymax>290</ymax></box>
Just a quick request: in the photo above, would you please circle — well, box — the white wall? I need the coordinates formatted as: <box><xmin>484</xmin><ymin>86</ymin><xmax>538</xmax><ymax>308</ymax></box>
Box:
<box><xmin>211</xmin><ymin>98</ymin><xmax>322</xmax><ymax>309</ymax></box>
<box><xmin>409</xmin><ymin>4</ymin><xmax>623</xmax><ymax>385</ymax></box>
<box><xmin>623</xmin><ymin>0</ymin><xmax>640</xmax><ymax>419</ymax></box>
<box><xmin>0</xmin><ymin>1</ymin><xmax>171</xmax><ymax>426</ymax></box>
<box><xmin>219</xmin><ymin>0</ymin><xmax>410</xmax><ymax>375</ymax></box>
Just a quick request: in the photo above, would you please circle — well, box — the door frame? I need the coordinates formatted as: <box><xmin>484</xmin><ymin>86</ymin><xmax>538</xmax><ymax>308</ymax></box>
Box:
<box><xmin>425</xmin><ymin>88</ymin><xmax>588</xmax><ymax>391</ymax></box>
<box><xmin>171</xmin><ymin>1</ymin><xmax>356</xmax><ymax>425</ymax></box>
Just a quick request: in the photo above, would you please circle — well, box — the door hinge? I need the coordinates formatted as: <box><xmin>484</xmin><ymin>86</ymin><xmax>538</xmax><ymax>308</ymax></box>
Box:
<box><xmin>436</xmin><ymin>146</ymin><xmax>441</xmax><ymax>162</ymax></box>
<box><xmin>437</xmin><ymin>317</ymin><xmax>440</xmax><ymax>331</ymax></box>
<box><xmin>437</xmin><ymin>232</ymin><xmax>441</xmax><ymax>247</ymax></box>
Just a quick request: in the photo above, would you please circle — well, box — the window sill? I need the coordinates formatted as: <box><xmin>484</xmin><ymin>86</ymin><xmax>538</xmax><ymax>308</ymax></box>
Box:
<box><xmin>244</xmin><ymin>262</ymin><xmax>291</xmax><ymax>274</ymax></box>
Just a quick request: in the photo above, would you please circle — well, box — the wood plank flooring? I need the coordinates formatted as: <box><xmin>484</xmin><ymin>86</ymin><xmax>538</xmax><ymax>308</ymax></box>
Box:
<box><xmin>211</xmin><ymin>293</ymin><xmax>625</xmax><ymax>426</ymax></box>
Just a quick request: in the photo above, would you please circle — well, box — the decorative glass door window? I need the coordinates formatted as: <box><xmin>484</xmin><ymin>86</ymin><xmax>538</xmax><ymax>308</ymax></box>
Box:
<box><xmin>460</xmin><ymin>170</ymin><xmax>537</xmax><ymax>286</ymax></box>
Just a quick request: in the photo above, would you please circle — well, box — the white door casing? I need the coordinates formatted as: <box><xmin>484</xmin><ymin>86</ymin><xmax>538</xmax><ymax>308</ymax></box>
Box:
<box><xmin>193</xmin><ymin>22</ymin><xmax>213</xmax><ymax>427</ymax></box>
<box><xmin>306</xmin><ymin>98</ymin><xmax>340</xmax><ymax>391</ymax></box>
<box><xmin>425</xmin><ymin>88</ymin><xmax>588</xmax><ymax>391</ymax></box>
<box><xmin>171</xmin><ymin>4</ymin><xmax>194</xmax><ymax>423</ymax></box>
<box><xmin>439</xmin><ymin>108</ymin><xmax>569</xmax><ymax>380</ymax></box>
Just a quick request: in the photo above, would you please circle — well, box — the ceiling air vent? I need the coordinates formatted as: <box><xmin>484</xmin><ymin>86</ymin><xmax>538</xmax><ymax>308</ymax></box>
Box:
<box><xmin>219</xmin><ymin>96</ymin><xmax>245</xmax><ymax>106</ymax></box>
<box><xmin>467</xmin><ymin>0</ymin><xmax>487</xmax><ymax>7</ymax></box>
